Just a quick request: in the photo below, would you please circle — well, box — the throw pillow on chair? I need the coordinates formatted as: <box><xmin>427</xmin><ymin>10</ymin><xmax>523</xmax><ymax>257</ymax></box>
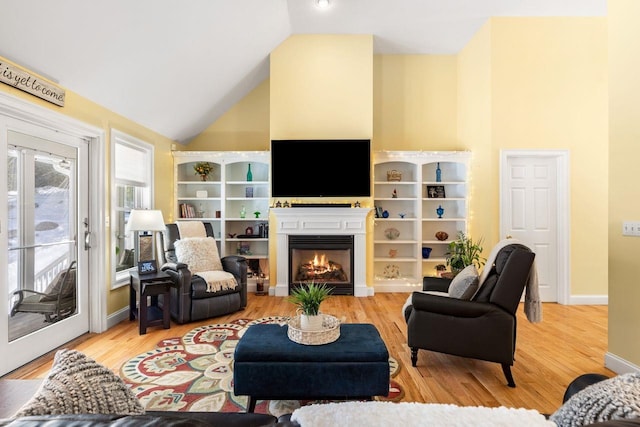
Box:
<box><xmin>174</xmin><ymin>237</ymin><xmax>237</xmax><ymax>292</ymax></box>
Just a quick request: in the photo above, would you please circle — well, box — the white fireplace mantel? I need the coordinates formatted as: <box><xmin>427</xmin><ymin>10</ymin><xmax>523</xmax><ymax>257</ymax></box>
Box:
<box><xmin>271</xmin><ymin>207</ymin><xmax>371</xmax><ymax>297</ymax></box>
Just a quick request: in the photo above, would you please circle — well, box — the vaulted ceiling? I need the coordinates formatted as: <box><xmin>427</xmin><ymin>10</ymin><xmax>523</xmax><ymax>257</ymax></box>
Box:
<box><xmin>0</xmin><ymin>0</ymin><xmax>605</xmax><ymax>143</ymax></box>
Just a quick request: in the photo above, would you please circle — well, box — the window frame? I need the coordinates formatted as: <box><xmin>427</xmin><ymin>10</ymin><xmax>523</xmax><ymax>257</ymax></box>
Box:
<box><xmin>110</xmin><ymin>130</ymin><xmax>154</xmax><ymax>289</ymax></box>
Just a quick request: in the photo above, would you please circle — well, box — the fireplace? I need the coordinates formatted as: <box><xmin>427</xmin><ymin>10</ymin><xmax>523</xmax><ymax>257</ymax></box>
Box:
<box><xmin>272</xmin><ymin>207</ymin><xmax>370</xmax><ymax>297</ymax></box>
<box><xmin>289</xmin><ymin>235</ymin><xmax>354</xmax><ymax>295</ymax></box>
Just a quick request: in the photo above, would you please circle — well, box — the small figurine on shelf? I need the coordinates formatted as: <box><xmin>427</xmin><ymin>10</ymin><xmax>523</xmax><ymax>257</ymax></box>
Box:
<box><xmin>275</xmin><ymin>200</ymin><xmax>282</xmax><ymax>207</ymax></box>
<box><xmin>435</xmin><ymin>264</ymin><xmax>447</xmax><ymax>277</ymax></box>
<box><xmin>254</xmin><ymin>211</ymin><xmax>261</xmax><ymax>218</ymax></box>
<box><xmin>392</xmin><ymin>189</ymin><xmax>398</xmax><ymax>198</ymax></box>
<box><xmin>240</xmin><ymin>205</ymin><xmax>246</xmax><ymax>218</ymax></box>
<box><xmin>354</xmin><ymin>201</ymin><xmax>361</xmax><ymax>207</ymax></box>
<box><xmin>283</xmin><ymin>201</ymin><xmax>290</xmax><ymax>208</ymax></box>
<box><xmin>436</xmin><ymin>205</ymin><xmax>444</xmax><ymax>218</ymax></box>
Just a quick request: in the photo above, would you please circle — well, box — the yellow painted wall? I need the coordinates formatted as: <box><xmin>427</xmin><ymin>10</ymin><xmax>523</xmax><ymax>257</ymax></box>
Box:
<box><xmin>373</xmin><ymin>55</ymin><xmax>457</xmax><ymax>150</ymax></box>
<box><xmin>270</xmin><ymin>34</ymin><xmax>373</xmax><ymax>140</ymax></box>
<box><xmin>185</xmin><ymin>21</ymin><xmax>608</xmax><ymax>298</ymax></box>
<box><xmin>269</xmin><ymin>34</ymin><xmax>375</xmax><ymax>284</ymax></box>
<box><xmin>490</xmin><ymin>17</ymin><xmax>608</xmax><ymax>295</ymax></box>
<box><xmin>186</xmin><ymin>79</ymin><xmax>271</xmax><ymax>151</ymax></box>
<box><xmin>457</xmin><ymin>22</ymin><xmax>494</xmax><ymax>241</ymax></box>
<box><xmin>608</xmin><ymin>0</ymin><xmax>640</xmax><ymax>367</ymax></box>
<box><xmin>0</xmin><ymin>57</ymin><xmax>175</xmax><ymax>316</ymax></box>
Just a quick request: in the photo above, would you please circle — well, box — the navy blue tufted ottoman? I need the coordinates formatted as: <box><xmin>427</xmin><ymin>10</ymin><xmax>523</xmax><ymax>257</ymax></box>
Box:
<box><xmin>233</xmin><ymin>323</ymin><xmax>390</xmax><ymax>412</ymax></box>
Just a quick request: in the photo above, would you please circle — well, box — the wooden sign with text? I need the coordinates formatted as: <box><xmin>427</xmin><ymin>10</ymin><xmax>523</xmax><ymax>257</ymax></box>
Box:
<box><xmin>0</xmin><ymin>61</ymin><xmax>65</xmax><ymax>107</ymax></box>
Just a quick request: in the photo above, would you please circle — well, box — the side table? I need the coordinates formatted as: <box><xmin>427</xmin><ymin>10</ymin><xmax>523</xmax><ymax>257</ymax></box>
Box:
<box><xmin>129</xmin><ymin>270</ymin><xmax>173</xmax><ymax>335</ymax></box>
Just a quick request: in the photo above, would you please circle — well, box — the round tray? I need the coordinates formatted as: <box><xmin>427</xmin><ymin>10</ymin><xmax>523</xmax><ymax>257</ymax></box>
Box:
<box><xmin>287</xmin><ymin>314</ymin><xmax>341</xmax><ymax>345</ymax></box>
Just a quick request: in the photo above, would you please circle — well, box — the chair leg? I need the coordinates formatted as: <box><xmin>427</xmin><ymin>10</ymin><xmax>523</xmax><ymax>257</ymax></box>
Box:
<box><xmin>411</xmin><ymin>348</ymin><xmax>418</xmax><ymax>367</ymax></box>
<box><xmin>502</xmin><ymin>364</ymin><xmax>516</xmax><ymax>387</ymax></box>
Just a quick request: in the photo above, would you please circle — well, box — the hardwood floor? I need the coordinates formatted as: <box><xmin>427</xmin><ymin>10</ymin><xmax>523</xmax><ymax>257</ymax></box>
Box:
<box><xmin>2</xmin><ymin>293</ymin><xmax>612</xmax><ymax>415</ymax></box>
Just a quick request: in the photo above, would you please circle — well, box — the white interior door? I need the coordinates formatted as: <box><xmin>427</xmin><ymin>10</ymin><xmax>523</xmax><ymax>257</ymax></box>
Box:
<box><xmin>0</xmin><ymin>116</ymin><xmax>90</xmax><ymax>376</ymax></box>
<box><xmin>500</xmin><ymin>151</ymin><xmax>569</xmax><ymax>303</ymax></box>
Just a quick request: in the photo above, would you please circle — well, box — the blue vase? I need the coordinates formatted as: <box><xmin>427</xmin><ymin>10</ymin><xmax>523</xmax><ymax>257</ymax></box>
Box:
<box><xmin>382</xmin><ymin>210</ymin><xmax>389</xmax><ymax>218</ymax></box>
<box><xmin>436</xmin><ymin>205</ymin><xmax>444</xmax><ymax>218</ymax></box>
<box><xmin>422</xmin><ymin>247</ymin><xmax>432</xmax><ymax>259</ymax></box>
<box><xmin>436</xmin><ymin>162</ymin><xmax>442</xmax><ymax>182</ymax></box>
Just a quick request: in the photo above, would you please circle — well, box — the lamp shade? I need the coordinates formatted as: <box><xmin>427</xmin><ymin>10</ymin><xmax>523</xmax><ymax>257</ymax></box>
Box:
<box><xmin>126</xmin><ymin>209</ymin><xmax>165</xmax><ymax>233</ymax></box>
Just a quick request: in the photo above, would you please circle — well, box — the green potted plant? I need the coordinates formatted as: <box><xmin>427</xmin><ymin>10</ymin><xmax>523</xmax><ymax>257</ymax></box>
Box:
<box><xmin>446</xmin><ymin>231</ymin><xmax>486</xmax><ymax>275</ymax></box>
<box><xmin>288</xmin><ymin>281</ymin><xmax>332</xmax><ymax>330</ymax></box>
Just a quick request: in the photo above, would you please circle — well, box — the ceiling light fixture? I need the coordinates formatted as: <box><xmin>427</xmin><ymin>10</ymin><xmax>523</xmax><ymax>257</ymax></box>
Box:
<box><xmin>316</xmin><ymin>0</ymin><xmax>330</xmax><ymax>9</ymax></box>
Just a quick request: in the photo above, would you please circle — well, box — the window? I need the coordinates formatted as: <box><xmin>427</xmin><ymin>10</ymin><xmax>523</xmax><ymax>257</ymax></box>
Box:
<box><xmin>111</xmin><ymin>130</ymin><xmax>154</xmax><ymax>288</ymax></box>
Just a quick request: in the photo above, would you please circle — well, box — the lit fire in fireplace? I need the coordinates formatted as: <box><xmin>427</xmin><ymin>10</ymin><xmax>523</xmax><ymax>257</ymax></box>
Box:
<box><xmin>296</xmin><ymin>252</ymin><xmax>348</xmax><ymax>282</ymax></box>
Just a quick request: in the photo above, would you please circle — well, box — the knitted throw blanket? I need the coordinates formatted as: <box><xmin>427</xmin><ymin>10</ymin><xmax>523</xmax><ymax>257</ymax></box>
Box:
<box><xmin>550</xmin><ymin>373</ymin><xmax>640</xmax><ymax>427</ymax></box>
<box><xmin>176</xmin><ymin>220</ymin><xmax>206</xmax><ymax>238</ymax></box>
<box><xmin>291</xmin><ymin>402</ymin><xmax>554</xmax><ymax>427</ymax></box>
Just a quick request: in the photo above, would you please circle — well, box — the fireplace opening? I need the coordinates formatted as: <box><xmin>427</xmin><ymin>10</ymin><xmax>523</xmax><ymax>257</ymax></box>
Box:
<box><xmin>288</xmin><ymin>235</ymin><xmax>354</xmax><ymax>295</ymax></box>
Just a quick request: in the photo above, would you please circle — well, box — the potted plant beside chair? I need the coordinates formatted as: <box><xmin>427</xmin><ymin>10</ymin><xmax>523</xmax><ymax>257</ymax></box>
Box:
<box><xmin>289</xmin><ymin>281</ymin><xmax>332</xmax><ymax>331</ymax></box>
<box><xmin>446</xmin><ymin>231</ymin><xmax>486</xmax><ymax>276</ymax></box>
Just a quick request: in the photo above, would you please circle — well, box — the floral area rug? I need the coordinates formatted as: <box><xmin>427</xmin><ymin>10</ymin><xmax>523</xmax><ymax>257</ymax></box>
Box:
<box><xmin>120</xmin><ymin>317</ymin><xmax>403</xmax><ymax>415</ymax></box>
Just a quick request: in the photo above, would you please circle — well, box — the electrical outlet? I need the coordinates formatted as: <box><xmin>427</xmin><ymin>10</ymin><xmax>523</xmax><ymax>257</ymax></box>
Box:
<box><xmin>623</xmin><ymin>221</ymin><xmax>640</xmax><ymax>236</ymax></box>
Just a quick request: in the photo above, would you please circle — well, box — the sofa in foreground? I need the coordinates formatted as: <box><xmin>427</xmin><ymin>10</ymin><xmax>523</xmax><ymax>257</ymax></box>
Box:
<box><xmin>2</xmin><ymin>348</ymin><xmax>639</xmax><ymax>426</ymax></box>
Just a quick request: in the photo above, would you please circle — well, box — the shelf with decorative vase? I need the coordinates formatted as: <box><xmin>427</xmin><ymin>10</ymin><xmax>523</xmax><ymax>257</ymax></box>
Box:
<box><xmin>173</xmin><ymin>151</ymin><xmax>271</xmax><ymax>295</ymax></box>
<box><xmin>373</xmin><ymin>151</ymin><xmax>471</xmax><ymax>290</ymax></box>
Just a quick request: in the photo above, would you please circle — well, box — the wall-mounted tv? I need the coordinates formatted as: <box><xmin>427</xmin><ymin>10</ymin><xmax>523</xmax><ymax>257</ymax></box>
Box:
<box><xmin>271</xmin><ymin>139</ymin><xmax>371</xmax><ymax>198</ymax></box>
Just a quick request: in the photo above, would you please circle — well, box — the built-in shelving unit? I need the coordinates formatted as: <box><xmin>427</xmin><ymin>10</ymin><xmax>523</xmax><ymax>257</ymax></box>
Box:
<box><xmin>173</xmin><ymin>151</ymin><xmax>270</xmax><ymax>290</ymax></box>
<box><xmin>373</xmin><ymin>151</ymin><xmax>471</xmax><ymax>287</ymax></box>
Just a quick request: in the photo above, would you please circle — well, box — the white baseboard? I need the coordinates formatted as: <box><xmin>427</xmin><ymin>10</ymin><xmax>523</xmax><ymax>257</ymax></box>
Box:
<box><xmin>567</xmin><ymin>295</ymin><xmax>608</xmax><ymax>305</ymax></box>
<box><xmin>107</xmin><ymin>306</ymin><xmax>130</xmax><ymax>329</ymax></box>
<box><xmin>374</xmin><ymin>283</ymin><xmax>421</xmax><ymax>293</ymax></box>
<box><xmin>605</xmin><ymin>352</ymin><xmax>640</xmax><ymax>375</ymax></box>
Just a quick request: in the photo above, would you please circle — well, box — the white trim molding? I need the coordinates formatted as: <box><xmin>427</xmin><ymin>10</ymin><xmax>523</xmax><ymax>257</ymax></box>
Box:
<box><xmin>0</xmin><ymin>91</ymin><xmax>107</xmax><ymax>333</ymax></box>
<box><xmin>605</xmin><ymin>352</ymin><xmax>640</xmax><ymax>375</ymax></box>
<box><xmin>500</xmin><ymin>149</ymin><xmax>571</xmax><ymax>305</ymax></box>
<box><xmin>271</xmin><ymin>207</ymin><xmax>371</xmax><ymax>297</ymax></box>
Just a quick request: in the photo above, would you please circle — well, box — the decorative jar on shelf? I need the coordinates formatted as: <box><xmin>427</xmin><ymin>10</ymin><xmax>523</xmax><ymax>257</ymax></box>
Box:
<box><xmin>436</xmin><ymin>205</ymin><xmax>444</xmax><ymax>218</ymax></box>
<box><xmin>422</xmin><ymin>247</ymin><xmax>432</xmax><ymax>259</ymax></box>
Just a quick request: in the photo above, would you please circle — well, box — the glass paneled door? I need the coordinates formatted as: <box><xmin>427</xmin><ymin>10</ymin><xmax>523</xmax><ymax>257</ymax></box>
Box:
<box><xmin>1</xmin><ymin>118</ymin><xmax>90</xmax><ymax>376</ymax></box>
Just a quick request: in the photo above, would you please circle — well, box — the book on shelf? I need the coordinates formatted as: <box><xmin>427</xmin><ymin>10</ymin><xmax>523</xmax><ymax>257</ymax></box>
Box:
<box><xmin>180</xmin><ymin>203</ymin><xmax>196</xmax><ymax>218</ymax></box>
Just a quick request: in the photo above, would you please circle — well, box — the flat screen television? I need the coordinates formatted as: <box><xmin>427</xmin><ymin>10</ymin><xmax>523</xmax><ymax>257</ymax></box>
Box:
<box><xmin>271</xmin><ymin>139</ymin><xmax>371</xmax><ymax>198</ymax></box>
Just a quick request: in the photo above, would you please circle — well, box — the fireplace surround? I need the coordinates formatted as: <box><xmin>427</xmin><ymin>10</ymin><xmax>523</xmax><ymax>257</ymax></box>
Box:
<box><xmin>272</xmin><ymin>207</ymin><xmax>370</xmax><ymax>297</ymax></box>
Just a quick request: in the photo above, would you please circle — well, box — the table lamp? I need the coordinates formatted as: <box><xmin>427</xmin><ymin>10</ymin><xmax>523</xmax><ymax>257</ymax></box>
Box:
<box><xmin>126</xmin><ymin>209</ymin><xmax>165</xmax><ymax>262</ymax></box>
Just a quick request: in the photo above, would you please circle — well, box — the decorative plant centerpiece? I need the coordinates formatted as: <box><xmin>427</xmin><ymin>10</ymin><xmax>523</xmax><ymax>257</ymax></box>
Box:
<box><xmin>194</xmin><ymin>162</ymin><xmax>214</xmax><ymax>181</ymax></box>
<box><xmin>288</xmin><ymin>281</ymin><xmax>332</xmax><ymax>331</ymax></box>
<box><xmin>446</xmin><ymin>231</ymin><xmax>486</xmax><ymax>276</ymax></box>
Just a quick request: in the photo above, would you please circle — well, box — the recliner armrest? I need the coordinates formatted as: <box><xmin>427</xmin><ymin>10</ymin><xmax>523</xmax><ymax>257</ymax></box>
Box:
<box><xmin>221</xmin><ymin>255</ymin><xmax>248</xmax><ymax>308</ymax></box>
<box><xmin>423</xmin><ymin>276</ymin><xmax>452</xmax><ymax>292</ymax></box>
<box><xmin>411</xmin><ymin>291</ymin><xmax>504</xmax><ymax>318</ymax></box>
<box><xmin>161</xmin><ymin>262</ymin><xmax>188</xmax><ymax>272</ymax></box>
<box><xmin>221</xmin><ymin>255</ymin><xmax>246</xmax><ymax>277</ymax></box>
